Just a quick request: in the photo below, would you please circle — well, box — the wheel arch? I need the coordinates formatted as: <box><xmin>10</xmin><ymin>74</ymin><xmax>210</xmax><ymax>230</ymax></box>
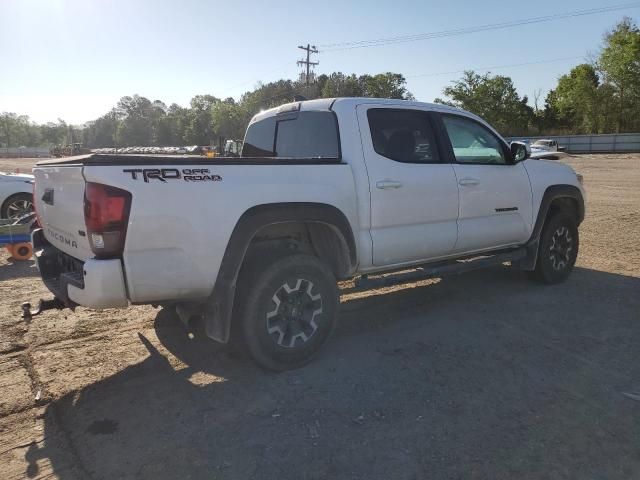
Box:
<box><xmin>519</xmin><ymin>184</ymin><xmax>584</xmax><ymax>270</ymax></box>
<box><xmin>203</xmin><ymin>202</ymin><xmax>357</xmax><ymax>343</ymax></box>
<box><xmin>531</xmin><ymin>185</ymin><xmax>585</xmax><ymax>241</ymax></box>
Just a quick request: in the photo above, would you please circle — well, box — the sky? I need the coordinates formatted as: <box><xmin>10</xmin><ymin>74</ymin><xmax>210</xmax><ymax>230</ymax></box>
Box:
<box><xmin>1</xmin><ymin>0</ymin><xmax>638</xmax><ymax>125</ymax></box>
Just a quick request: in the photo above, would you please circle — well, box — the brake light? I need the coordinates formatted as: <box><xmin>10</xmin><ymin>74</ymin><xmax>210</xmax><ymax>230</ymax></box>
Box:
<box><xmin>84</xmin><ymin>182</ymin><xmax>132</xmax><ymax>258</ymax></box>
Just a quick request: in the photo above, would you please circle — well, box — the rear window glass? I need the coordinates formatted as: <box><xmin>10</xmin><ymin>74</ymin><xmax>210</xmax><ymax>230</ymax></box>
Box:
<box><xmin>242</xmin><ymin>116</ymin><xmax>276</xmax><ymax>156</ymax></box>
<box><xmin>242</xmin><ymin>111</ymin><xmax>340</xmax><ymax>158</ymax></box>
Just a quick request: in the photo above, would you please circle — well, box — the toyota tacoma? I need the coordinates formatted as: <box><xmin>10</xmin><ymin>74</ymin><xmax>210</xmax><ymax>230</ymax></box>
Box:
<box><xmin>29</xmin><ymin>98</ymin><xmax>585</xmax><ymax>370</ymax></box>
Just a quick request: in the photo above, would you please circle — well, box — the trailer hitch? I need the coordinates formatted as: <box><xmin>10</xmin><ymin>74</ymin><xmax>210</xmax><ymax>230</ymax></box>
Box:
<box><xmin>21</xmin><ymin>298</ymin><xmax>68</xmax><ymax>321</ymax></box>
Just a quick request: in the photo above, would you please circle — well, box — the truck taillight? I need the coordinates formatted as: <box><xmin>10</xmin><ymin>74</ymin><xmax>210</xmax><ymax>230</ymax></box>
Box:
<box><xmin>33</xmin><ymin>181</ymin><xmax>42</xmax><ymax>228</ymax></box>
<box><xmin>84</xmin><ymin>182</ymin><xmax>132</xmax><ymax>258</ymax></box>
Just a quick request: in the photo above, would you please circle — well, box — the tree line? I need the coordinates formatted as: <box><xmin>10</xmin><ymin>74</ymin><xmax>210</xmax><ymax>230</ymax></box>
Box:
<box><xmin>1</xmin><ymin>17</ymin><xmax>638</xmax><ymax>149</ymax></box>
<box><xmin>438</xmin><ymin>18</ymin><xmax>640</xmax><ymax>136</ymax></box>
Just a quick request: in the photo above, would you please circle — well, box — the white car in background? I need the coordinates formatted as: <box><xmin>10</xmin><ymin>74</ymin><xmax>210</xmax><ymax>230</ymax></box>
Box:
<box><xmin>530</xmin><ymin>139</ymin><xmax>568</xmax><ymax>160</ymax></box>
<box><xmin>0</xmin><ymin>172</ymin><xmax>34</xmax><ymax>219</ymax></box>
<box><xmin>532</xmin><ymin>139</ymin><xmax>560</xmax><ymax>152</ymax></box>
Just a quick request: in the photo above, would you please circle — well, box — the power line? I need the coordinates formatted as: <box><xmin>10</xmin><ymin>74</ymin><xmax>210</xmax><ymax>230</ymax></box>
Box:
<box><xmin>318</xmin><ymin>2</ymin><xmax>640</xmax><ymax>51</ymax></box>
<box><xmin>405</xmin><ymin>55</ymin><xmax>586</xmax><ymax>78</ymax></box>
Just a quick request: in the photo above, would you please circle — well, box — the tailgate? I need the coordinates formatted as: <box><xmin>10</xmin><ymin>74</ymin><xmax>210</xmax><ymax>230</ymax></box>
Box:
<box><xmin>33</xmin><ymin>166</ymin><xmax>93</xmax><ymax>260</ymax></box>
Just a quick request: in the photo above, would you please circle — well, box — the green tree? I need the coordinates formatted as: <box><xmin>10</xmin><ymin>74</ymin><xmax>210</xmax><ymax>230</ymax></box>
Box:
<box><xmin>321</xmin><ymin>72</ymin><xmax>364</xmax><ymax>97</ymax></box>
<box><xmin>319</xmin><ymin>72</ymin><xmax>413</xmax><ymax>99</ymax></box>
<box><xmin>241</xmin><ymin>80</ymin><xmax>297</xmax><ymax>113</ymax></box>
<box><xmin>158</xmin><ymin>103</ymin><xmax>188</xmax><ymax>146</ymax></box>
<box><xmin>115</xmin><ymin>95</ymin><xmax>156</xmax><ymax>146</ymax></box>
<box><xmin>40</xmin><ymin>119</ymin><xmax>68</xmax><ymax>146</ymax></box>
<box><xmin>83</xmin><ymin>113</ymin><xmax>118</xmax><ymax>147</ymax></box>
<box><xmin>436</xmin><ymin>71</ymin><xmax>533</xmax><ymax>135</ymax></box>
<box><xmin>360</xmin><ymin>73</ymin><xmax>414</xmax><ymax>99</ymax></box>
<box><xmin>597</xmin><ymin>17</ymin><xmax>640</xmax><ymax>132</ymax></box>
<box><xmin>0</xmin><ymin>113</ymin><xmax>41</xmax><ymax>148</ymax></box>
<box><xmin>183</xmin><ymin>95</ymin><xmax>218</xmax><ymax>145</ymax></box>
<box><xmin>549</xmin><ymin>64</ymin><xmax>603</xmax><ymax>133</ymax></box>
<box><xmin>211</xmin><ymin>98</ymin><xmax>247</xmax><ymax>141</ymax></box>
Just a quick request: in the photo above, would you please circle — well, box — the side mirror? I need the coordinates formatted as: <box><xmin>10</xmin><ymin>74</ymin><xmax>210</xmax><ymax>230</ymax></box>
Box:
<box><xmin>510</xmin><ymin>141</ymin><xmax>530</xmax><ymax>163</ymax></box>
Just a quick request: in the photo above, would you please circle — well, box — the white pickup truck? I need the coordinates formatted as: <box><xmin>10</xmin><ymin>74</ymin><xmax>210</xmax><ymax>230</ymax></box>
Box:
<box><xmin>29</xmin><ymin>98</ymin><xmax>585</xmax><ymax>370</ymax></box>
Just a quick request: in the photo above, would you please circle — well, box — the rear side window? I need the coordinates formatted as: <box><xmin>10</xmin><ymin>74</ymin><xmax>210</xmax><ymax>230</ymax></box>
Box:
<box><xmin>242</xmin><ymin>111</ymin><xmax>340</xmax><ymax>158</ymax></box>
<box><xmin>242</xmin><ymin>116</ymin><xmax>276</xmax><ymax>156</ymax></box>
<box><xmin>367</xmin><ymin>108</ymin><xmax>439</xmax><ymax>163</ymax></box>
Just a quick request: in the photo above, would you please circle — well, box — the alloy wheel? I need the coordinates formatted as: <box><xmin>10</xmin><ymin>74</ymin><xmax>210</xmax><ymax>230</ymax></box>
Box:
<box><xmin>548</xmin><ymin>226</ymin><xmax>573</xmax><ymax>271</ymax></box>
<box><xmin>265</xmin><ymin>278</ymin><xmax>323</xmax><ymax>348</ymax></box>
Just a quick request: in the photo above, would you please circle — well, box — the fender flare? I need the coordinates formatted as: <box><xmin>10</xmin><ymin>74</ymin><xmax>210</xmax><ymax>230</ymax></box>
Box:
<box><xmin>203</xmin><ymin>202</ymin><xmax>357</xmax><ymax>343</ymax></box>
<box><xmin>531</xmin><ymin>184</ymin><xmax>584</xmax><ymax>240</ymax></box>
<box><xmin>519</xmin><ymin>184</ymin><xmax>585</xmax><ymax>270</ymax></box>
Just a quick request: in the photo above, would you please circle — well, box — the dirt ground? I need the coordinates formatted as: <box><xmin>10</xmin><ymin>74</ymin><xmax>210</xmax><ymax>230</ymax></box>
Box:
<box><xmin>1</xmin><ymin>154</ymin><xmax>639</xmax><ymax>480</ymax></box>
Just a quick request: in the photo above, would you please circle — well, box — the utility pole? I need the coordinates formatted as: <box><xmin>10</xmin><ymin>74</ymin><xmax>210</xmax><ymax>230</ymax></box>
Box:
<box><xmin>297</xmin><ymin>44</ymin><xmax>319</xmax><ymax>85</ymax></box>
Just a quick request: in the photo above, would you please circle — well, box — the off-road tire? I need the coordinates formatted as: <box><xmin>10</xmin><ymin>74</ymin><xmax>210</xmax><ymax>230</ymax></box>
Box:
<box><xmin>531</xmin><ymin>212</ymin><xmax>579</xmax><ymax>284</ymax></box>
<box><xmin>238</xmin><ymin>254</ymin><xmax>339</xmax><ymax>371</ymax></box>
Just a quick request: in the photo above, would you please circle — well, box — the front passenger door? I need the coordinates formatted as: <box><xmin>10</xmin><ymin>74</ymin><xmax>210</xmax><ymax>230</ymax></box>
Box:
<box><xmin>438</xmin><ymin>113</ymin><xmax>533</xmax><ymax>253</ymax></box>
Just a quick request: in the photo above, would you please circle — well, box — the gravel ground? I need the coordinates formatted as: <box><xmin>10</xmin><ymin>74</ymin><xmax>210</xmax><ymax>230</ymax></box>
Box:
<box><xmin>0</xmin><ymin>154</ymin><xmax>639</xmax><ymax>480</ymax></box>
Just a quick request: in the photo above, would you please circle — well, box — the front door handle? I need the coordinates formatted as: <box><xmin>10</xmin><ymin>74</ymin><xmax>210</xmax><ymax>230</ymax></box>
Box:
<box><xmin>458</xmin><ymin>178</ymin><xmax>480</xmax><ymax>187</ymax></box>
<box><xmin>376</xmin><ymin>180</ymin><xmax>403</xmax><ymax>190</ymax></box>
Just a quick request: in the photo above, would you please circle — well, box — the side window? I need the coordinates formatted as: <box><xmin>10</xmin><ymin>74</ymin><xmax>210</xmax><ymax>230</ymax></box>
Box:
<box><xmin>242</xmin><ymin>111</ymin><xmax>340</xmax><ymax>158</ymax></box>
<box><xmin>441</xmin><ymin>115</ymin><xmax>508</xmax><ymax>165</ymax></box>
<box><xmin>367</xmin><ymin>108</ymin><xmax>439</xmax><ymax>163</ymax></box>
<box><xmin>275</xmin><ymin>111</ymin><xmax>340</xmax><ymax>158</ymax></box>
<box><xmin>242</xmin><ymin>116</ymin><xmax>276</xmax><ymax>156</ymax></box>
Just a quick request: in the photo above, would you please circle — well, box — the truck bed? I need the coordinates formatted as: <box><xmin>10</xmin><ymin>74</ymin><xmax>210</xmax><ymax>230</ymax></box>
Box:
<box><xmin>32</xmin><ymin>152</ymin><xmax>357</xmax><ymax>305</ymax></box>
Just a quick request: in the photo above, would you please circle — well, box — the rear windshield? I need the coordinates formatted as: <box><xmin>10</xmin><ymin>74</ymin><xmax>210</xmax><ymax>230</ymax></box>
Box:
<box><xmin>242</xmin><ymin>111</ymin><xmax>340</xmax><ymax>158</ymax></box>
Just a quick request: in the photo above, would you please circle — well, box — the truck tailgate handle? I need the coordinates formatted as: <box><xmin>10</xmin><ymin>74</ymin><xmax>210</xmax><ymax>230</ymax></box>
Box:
<box><xmin>42</xmin><ymin>188</ymin><xmax>54</xmax><ymax>205</ymax></box>
<box><xmin>376</xmin><ymin>180</ymin><xmax>403</xmax><ymax>190</ymax></box>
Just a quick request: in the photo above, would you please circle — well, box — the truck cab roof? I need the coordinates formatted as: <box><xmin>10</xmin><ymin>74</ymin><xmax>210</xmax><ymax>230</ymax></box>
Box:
<box><xmin>250</xmin><ymin>97</ymin><xmax>473</xmax><ymax>123</ymax></box>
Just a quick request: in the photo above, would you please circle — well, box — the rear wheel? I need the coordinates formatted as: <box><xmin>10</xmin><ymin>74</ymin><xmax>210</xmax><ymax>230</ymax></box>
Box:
<box><xmin>1</xmin><ymin>193</ymin><xmax>33</xmax><ymax>220</ymax></box>
<box><xmin>238</xmin><ymin>254</ymin><xmax>339</xmax><ymax>371</ymax></box>
<box><xmin>531</xmin><ymin>212</ymin><xmax>579</xmax><ymax>284</ymax></box>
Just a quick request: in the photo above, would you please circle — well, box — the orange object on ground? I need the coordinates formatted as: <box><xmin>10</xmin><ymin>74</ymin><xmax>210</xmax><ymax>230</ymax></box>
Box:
<box><xmin>5</xmin><ymin>245</ymin><xmax>14</xmax><ymax>257</ymax></box>
<box><xmin>10</xmin><ymin>242</ymin><xmax>33</xmax><ymax>260</ymax></box>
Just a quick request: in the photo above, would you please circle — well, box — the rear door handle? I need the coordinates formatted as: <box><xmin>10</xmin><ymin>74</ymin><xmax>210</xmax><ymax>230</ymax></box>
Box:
<box><xmin>376</xmin><ymin>180</ymin><xmax>403</xmax><ymax>190</ymax></box>
<box><xmin>458</xmin><ymin>178</ymin><xmax>480</xmax><ymax>187</ymax></box>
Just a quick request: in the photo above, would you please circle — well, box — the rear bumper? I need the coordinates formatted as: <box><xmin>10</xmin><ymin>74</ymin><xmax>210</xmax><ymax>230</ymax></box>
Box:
<box><xmin>32</xmin><ymin>229</ymin><xmax>129</xmax><ymax>309</ymax></box>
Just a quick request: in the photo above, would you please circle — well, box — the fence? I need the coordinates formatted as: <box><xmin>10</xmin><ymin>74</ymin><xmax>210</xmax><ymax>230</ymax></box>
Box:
<box><xmin>506</xmin><ymin>133</ymin><xmax>640</xmax><ymax>153</ymax></box>
<box><xmin>0</xmin><ymin>147</ymin><xmax>51</xmax><ymax>158</ymax></box>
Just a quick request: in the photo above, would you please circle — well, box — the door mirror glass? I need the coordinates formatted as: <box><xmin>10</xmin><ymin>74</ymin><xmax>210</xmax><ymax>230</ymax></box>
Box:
<box><xmin>510</xmin><ymin>141</ymin><xmax>530</xmax><ymax>163</ymax></box>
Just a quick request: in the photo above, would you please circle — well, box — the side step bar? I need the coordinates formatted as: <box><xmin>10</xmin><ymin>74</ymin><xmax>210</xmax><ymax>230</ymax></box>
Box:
<box><xmin>354</xmin><ymin>248</ymin><xmax>528</xmax><ymax>290</ymax></box>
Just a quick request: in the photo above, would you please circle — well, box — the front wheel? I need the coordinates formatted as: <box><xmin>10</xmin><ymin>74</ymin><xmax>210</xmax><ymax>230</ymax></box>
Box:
<box><xmin>530</xmin><ymin>212</ymin><xmax>579</xmax><ymax>284</ymax></box>
<box><xmin>238</xmin><ymin>254</ymin><xmax>339</xmax><ymax>371</ymax></box>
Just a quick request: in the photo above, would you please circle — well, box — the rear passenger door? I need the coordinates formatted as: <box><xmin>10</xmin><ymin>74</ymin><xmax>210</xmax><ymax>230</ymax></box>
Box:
<box><xmin>357</xmin><ymin>105</ymin><xmax>459</xmax><ymax>266</ymax></box>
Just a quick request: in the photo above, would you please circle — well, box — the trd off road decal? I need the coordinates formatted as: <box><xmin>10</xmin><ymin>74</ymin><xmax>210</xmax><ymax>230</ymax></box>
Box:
<box><xmin>123</xmin><ymin>168</ymin><xmax>222</xmax><ymax>183</ymax></box>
